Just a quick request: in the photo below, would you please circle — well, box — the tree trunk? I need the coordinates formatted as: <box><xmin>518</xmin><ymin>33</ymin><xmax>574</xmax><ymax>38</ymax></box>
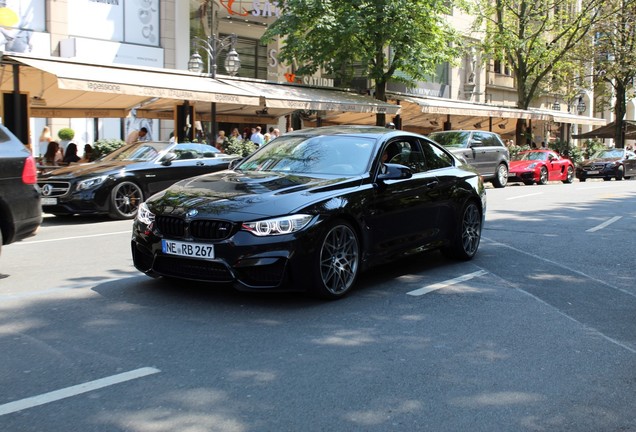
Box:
<box><xmin>614</xmin><ymin>81</ymin><xmax>627</xmax><ymax>148</ymax></box>
<box><xmin>374</xmin><ymin>79</ymin><xmax>387</xmax><ymax>127</ymax></box>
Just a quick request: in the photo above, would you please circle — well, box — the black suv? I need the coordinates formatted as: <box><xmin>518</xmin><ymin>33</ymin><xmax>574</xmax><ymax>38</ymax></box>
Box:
<box><xmin>428</xmin><ymin>130</ymin><xmax>509</xmax><ymax>188</ymax></box>
<box><xmin>0</xmin><ymin>124</ymin><xmax>42</xmax><ymax>256</ymax></box>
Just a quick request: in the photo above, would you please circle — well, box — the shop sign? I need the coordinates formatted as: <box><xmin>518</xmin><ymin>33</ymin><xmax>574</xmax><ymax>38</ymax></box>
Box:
<box><xmin>220</xmin><ymin>1</ymin><xmax>281</xmax><ymax>18</ymax></box>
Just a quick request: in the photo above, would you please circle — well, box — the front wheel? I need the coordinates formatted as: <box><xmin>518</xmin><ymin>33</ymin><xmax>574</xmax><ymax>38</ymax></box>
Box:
<box><xmin>538</xmin><ymin>166</ymin><xmax>548</xmax><ymax>185</ymax></box>
<box><xmin>442</xmin><ymin>201</ymin><xmax>482</xmax><ymax>260</ymax></box>
<box><xmin>616</xmin><ymin>165</ymin><xmax>624</xmax><ymax>181</ymax></box>
<box><xmin>563</xmin><ymin>166</ymin><xmax>574</xmax><ymax>183</ymax></box>
<box><xmin>491</xmin><ymin>163</ymin><xmax>508</xmax><ymax>188</ymax></box>
<box><xmin>109</xmin><ymin>181</ymin><xmax>143</xmax><ymax>219</ymax></box>
<box><xmin>312</xmin><ymin>221</ymin><xmax>360</xmax><ymax>299</ymax></box>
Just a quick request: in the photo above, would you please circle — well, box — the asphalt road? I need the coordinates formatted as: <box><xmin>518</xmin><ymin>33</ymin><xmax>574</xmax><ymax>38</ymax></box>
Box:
<box><xmin>1</xmin><ymin>178</ymin><xmax>635</xmax><ymax>432</ymax></box>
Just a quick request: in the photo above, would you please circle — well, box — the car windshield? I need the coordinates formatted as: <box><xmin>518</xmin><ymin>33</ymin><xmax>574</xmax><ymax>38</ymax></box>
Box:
<box><xmin>592</xmin><ymin>149</ymin><xmax>624</xmax><ymax>159</ymax></box>
<box><xmin>236</xmin><ymin>134</ymin><xmax>376</xmax><ymax>175</ymax></box>
<box><xmin>516</xmin><ymin>152</ymin><xmax>548</xmax><ymax>161</ymax></box>
<box><xmin>101</xmin><ymin>142</ymin><xmax>172</xmax><ymax>162</ymax></box>
<box><xmin>428</xmin><ymin>132</ymin><xmax>470</xmax><ymax>148</ymax></box>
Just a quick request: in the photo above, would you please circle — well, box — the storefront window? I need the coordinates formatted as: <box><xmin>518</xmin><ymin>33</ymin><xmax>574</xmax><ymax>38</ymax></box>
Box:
<box><xmin>190</xmin><ymin>2</ymin><xmax>268</xmax><ymax>79</ymax></box>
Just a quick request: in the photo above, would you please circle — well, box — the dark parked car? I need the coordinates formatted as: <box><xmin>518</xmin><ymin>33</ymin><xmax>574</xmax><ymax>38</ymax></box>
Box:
<box><xmin>428</xmin><ymin>130</ymin><xmax>509</xmax><ymax>188</ymax></box>
<box><xmin>576</xmin><ymin>148</ymin><xmax>636</xmax><ymax>181</ymax></box>
<box><xmin>509</xmin><ymin>149</ymin><xmax>575</xmax><ymax>185</ymax></box>
<box><xmin>0</xmin><ymin>124</ymin><xmax>42</xmax><ymax>256</ymax></box>
<box><xmin>131</xmin><ymin>126</ymin><xmax>486</xmax><ymax>299</ymax></box>
<box><xmin>38</xmin><ymin>141</ymin><xmax>239</xmax><ymax>219</ymax></box>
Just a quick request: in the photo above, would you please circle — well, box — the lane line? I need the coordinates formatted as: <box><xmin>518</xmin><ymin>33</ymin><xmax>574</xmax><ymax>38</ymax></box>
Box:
<box><xmin>407</xmin><ymin>270</ymin><xmax>488</xmax><ymax>297</ymax></box>
<box><xmin>14</xmin><ymin>231</ymin><xmax>131</xmax><ymax>245</ymax></box>
<box><xmin>0</xmin><ymin>367</ymin><xmax>160</xmax><ymax>416</ymax></box>
<box><xmin>506</xmin><ymin>192</ymin><xmax>542</xmax><ymax>201</ymax></box>
<box><xmin>586</xmin><ymin>216</ymin><xmax>622</xmax><ymax>232</ymax></box>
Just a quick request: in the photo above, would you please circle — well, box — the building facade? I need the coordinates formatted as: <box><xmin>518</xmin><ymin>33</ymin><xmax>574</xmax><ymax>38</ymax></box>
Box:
<box><xmin>0</xmin><ymin>0</ymin><xmax>616</xmax><ymax>152</ymax></box>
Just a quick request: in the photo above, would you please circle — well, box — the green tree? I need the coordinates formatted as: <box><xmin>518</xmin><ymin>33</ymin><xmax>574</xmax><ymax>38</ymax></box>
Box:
<box><xmin>592</xmin><ymin>0</ymin><xmax>636</xmax><ymax>148</ymax></box>
<box><xmin>262</xmin><ymin>0</ymin><xmax>459</xmax><ymax>126</ymax></box>
<box><xmin>473</xmin><ymin>0</ymin><xmax>605</xmax><ymax>145</ymax></box>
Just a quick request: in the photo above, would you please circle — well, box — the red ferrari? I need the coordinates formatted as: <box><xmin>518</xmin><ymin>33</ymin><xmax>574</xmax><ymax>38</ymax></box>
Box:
<box><xmin>509</xmin><ymin>149</ymin><xmax>575</xmax><ymax>185</ymax></box>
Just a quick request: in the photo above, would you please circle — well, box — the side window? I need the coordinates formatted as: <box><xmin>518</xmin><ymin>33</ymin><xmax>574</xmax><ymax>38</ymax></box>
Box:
<box><xmin>470</xmin><ymin>132</ymin><xmax>486</xmax><ymax>148</ymax></box>
<box><xmin>383</xmin><ymin>138</ymin><xmax>426</xmax><ymax>174</ymax></box>
<box><xmin>420</xmin><ymin>138</ymin><xmax>453</xmax><ymax>170</ymax></box>
<box><xmin>473</xmin><ymin>132</ymin><xmax>495</xmax><ymax>147</ymax></box>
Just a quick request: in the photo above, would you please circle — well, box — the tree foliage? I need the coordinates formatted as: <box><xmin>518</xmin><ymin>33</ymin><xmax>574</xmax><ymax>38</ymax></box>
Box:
<box><xmin>473</xmin><ymin>0</ymin><xmax>605</xmax><ymax>145</ymax></box>
<box><xmin>592</xmin><ymin>0</ymin><xmax>636</xmax><ymax>148</ymax></box>
<box><xmin>262</xmin><ymin>0</ymin><xmax>459</xmax><ymax>125</ymax></box>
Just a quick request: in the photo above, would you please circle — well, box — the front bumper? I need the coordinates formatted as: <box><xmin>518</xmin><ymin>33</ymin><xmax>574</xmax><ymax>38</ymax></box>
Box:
<box><xmin>508</xmin><ymin>170</ymin><xmax>537</xmax><ymax>183</ymax></box>
<box><xmin>576</xmin><ymin>166</ymin><xmax>618</xmax><ymax>179</ymax></box>
<box><xmin>131</xmin><ymin>219</ymin><xmax>318</xmax><ymax>291</ymax></box>
<box><xmin>39</xmin><ymin>182</ymin><xmax>111</xmax><ymax>215</ymax></box>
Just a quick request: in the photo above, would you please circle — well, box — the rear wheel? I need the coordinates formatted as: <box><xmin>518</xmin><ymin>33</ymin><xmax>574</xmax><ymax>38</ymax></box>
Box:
<box><xmin>563</xmin><ymin>166</ymin><xmax>574</xmax><ymax>183</ymax></box>
<box><xmin>109</xmin><ymin>181</ymin><xmax>143</xmax><ymax>219</ymax></box>
<box><xmin>491</xmin><ymin>163</ymin><xmax>508</xmax><ymax>188</ymax></box>
<box><xmin>0</xmin><ymin>229</ymin><xmax>3</xmax><ymax>256</ymax></box>
<box><xmin>442</xmin><ymin>201</ymin><xmax>482</xmax><ymax>260</ymax></box>
<box><xmin>312</xmin><ymin>220</ymin><xmax>360</xmax><ymax>299</ymax></box>
<box><xmin>538</xmin><ymin>167</ymin><xmax>548</xmax><ymax>185</ymax></box>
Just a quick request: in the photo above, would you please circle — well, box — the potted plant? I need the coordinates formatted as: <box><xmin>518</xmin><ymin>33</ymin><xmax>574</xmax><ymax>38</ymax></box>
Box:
<box><xmin>57</xmin><ymin>128</ymin><xmax>76</xmax><ymax>154</ymax></box>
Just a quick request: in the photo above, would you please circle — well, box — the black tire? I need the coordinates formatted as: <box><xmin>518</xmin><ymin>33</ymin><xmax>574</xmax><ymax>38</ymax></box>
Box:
<box><xmin>603</xmin><ymin>177</ymin><xmax>611</xmax><ymax>181</ymax></box>
<box><xmin>563</xmin><ymin>166</ymin><xmax>574</xmax><ymax>184</ymax></box>
<box><xmin>312</xmin><ymin>220</ymin><xmax>360</xmax><ymax>299</ymax></box>
<box><xmin>616</xmin><ymin>165</ymin><xmax>624</xmax><ymax>181</ymax></box>
<box><xmin>579</xmin><ymin>177</ymin><xmax>586</xmax><ymax>182</ymax></box>
<box><xmin>491</xmin><ymin>163</ymin><xmax>508</xmax><ymax>188</ymax></box>
<box><xmin>442</xmin><ymin>200</ymin><xmax>482</xmax><ymax>260</ymax></box>
<box><xmin>109</xmin><ymin>181</ymin><xmax>143</xmax><ymax>219</ymax></box>
<box><xmin>0</xmin><ymin>228</ymin><xmax>3</xmax><ymax>256</ymax></box>
<box><xmin>538</xmin><ymin>166</ymin><xmax>548</xmax><ymax>185</ymax></box>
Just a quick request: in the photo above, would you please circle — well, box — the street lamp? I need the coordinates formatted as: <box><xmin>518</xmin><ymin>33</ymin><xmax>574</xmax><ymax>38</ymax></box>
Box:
<box><xmin>576</xmin><ymin>97</ymin><xmax>586</xmax><ymax>114</ymax></box>
<box><xmin>188</xmin><ymin>34</ymin><xmax>241</xmax><ymax>144</ymax></box>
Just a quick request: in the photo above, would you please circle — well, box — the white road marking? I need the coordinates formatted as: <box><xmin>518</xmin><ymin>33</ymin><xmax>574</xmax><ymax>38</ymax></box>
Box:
<box><xmin>14</xmin><ymin>231</ymin><xmax>131</xmax><ymax>245</ymax></box>
<box><xmin>506</xmin><ymin>192</ymin><xmax>542</xmax><ymax>201</ymax></box>
<box><xmin>0</xmin><ymin>367</ymin><xmax>160</xmax><ymax>416</ymax></box>
<box><xmin>407</xmin><ymin>270</ymin><xmax>488</xmax><ymax>296</ymax></box>
<box><xmin>586</xmin><ymin>216</ymin><xmax>622</xmax><ymax>232</ymax></box>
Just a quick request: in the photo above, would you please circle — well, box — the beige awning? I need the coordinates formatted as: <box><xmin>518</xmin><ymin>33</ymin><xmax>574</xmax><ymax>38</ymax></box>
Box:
<box><xmin>223</xmin><ymin>79</ymin><xmax>401</xmax><ymax>115</ymax></box>
<box><xmin>2</xmin><ymin>54</ymin><xmax>262</xmax><ymax>117</ymax></box>
<box><xmin>400</xmin><ymin>95</ymin><xmax>535</xmax><ymax>119</ymax></box>
<box><xmin>528</xmin><ymin>109</ymin><xmax>607</xmax><ymax>126</ymax></box>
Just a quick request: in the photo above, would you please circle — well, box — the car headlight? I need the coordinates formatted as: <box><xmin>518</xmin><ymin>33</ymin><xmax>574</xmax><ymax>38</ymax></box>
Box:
<box><xmin>77</xmin><ymin>175</ymin><xmax>107</xmax><ymax>191</ymax></box>
<box><xmin>242</xmin><ymin>214</ymin><xmax>313</xmax><ymax>236</ymax></box>
<box><xmin>137</xmin><ymin>202</ymin><xmax>155</xmax><ymax>225</ymax></box>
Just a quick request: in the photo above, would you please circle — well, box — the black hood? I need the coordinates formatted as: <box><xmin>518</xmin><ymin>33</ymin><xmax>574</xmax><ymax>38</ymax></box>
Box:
<box><xmin>40</xmin><ymin>161</ymin><xmax>138</xmax><ymax>179</ymax></box>
<box><xmin>147</xmin><ymin>170</ymin><xmax>363</xmax><ymax>220</ymax></box>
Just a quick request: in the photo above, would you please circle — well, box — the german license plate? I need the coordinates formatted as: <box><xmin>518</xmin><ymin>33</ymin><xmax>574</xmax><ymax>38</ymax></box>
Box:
<box><xmin>41</xmin><ymin>197</ymin><xmax>57</xmax><ymax>205</ymax></box>
<box><xmin>586</xmin><ymin>170</ymin><xmax>599</xmax><ymax>175</ymax></box>
<box><xmin>162</xmin><ymin>239</ymin><xmax>215</xmax><ymax>259</ymax></box>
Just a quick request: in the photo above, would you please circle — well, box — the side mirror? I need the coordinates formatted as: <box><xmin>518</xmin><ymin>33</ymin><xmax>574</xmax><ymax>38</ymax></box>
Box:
<box><xmin>378</xmin><ymin>163</ymin><xmax>412</xmax><ymax>181</ymax></box>
<box><xmin>229</xmin><ymin>158</ymin><xmax>244</xmax><ymax>170</ymax></box>
<box><xmin>160</xmin><ymin>152</ymin><xmax>177</xmax><ymax>166</ymax></box>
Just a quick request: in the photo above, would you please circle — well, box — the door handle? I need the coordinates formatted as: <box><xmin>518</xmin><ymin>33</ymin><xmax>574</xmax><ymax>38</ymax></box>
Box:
<box><xmin>426</xmin><ymin>180</ymin><xmax>439</xmax><ymax>188</ymax></box>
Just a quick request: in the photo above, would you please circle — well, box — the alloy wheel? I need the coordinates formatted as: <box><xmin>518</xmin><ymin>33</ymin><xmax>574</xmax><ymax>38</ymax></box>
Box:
<box><xmin>319</xmin><ymin>224</ymin><xmax>359</xmax><ymax>296</ymax></box>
